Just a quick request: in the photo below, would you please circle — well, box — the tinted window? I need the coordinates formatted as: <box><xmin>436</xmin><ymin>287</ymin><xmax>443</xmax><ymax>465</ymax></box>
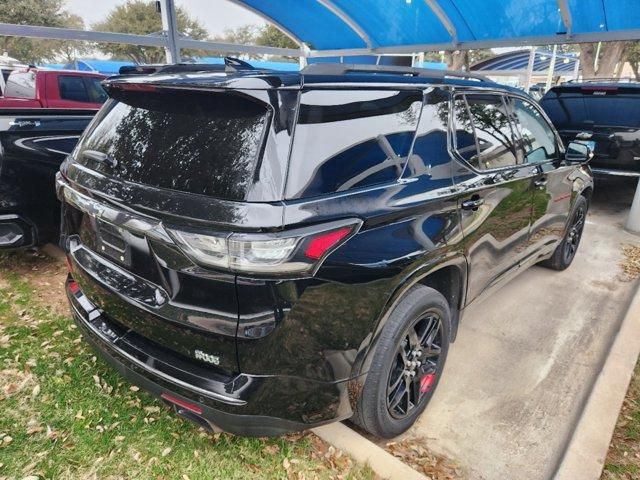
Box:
<box><xmin>454</xmin><ymin>94</ymin><xmax>519</xmax><ymax>170</ymax></box>
<box><xmin>405</xmin><ymin>89</ymin><xmax>451</xmax><ymax>180</ymax></box>
<box><xmin>86</xmin><ymin>77</ymin><xmax>108</xmax><ymax>104</ymax></box>
<box><xmin>541</xmin><ymin>90</ymin><xmax>640</xmax><ymax>129</ymax></box>
<box><xmin>76</xmin><ymin>89</ymin><xmax>269</xmax><ymax>201</ymax></box>
<box><xmin>59</xmin><ymin>75</ymin><xmax>89</xmax><ymax>102</ymax></box>
<box><xmin>511</xmin><ymin>98</ymin><xmax>557</xmax><ymax>163</ymax></box>
<box><xmin>286</xmin><ymin>89</ymin><xmax>422</xmax><ymax>198</ymax></box>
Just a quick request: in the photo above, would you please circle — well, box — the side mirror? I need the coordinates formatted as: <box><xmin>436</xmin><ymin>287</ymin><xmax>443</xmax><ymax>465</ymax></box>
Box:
<box><xmin>565</xmin><ymin>141</ymin><xmax>592</xmax><ymax>164</ymax></box>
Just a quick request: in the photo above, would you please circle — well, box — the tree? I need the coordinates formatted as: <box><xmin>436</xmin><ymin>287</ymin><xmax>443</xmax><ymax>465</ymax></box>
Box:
<box><xmin>579</xmin><ymin>42</ymin><xmax>627</xmax><ymax>78</ymax></box>
<box><xmin>92</xmin><ymin>0</ymin><xmax>207</xmax><ymax>64</ymax></box>
<box><xmin>216</xmin><ymin>25</ymin><xmax>260</xmax><ymax>47</ymax></box>
<box><xmin>442</xmin><ymin>49</ymin><xmax>493</xmax><ymax>71</ymax></box>
<box><xmin>625</xmin><ymin>42</ymin><xmax>640</xmax><ymax>80</ymax></box>
<box><xmin>51</xmin><ymin>14</ymin><xmax>92</xmax><ymax>63</ymax></box>
<box><xmin>0</xmin><ymin>0</ymin><xmax>88</xmax><ymax>64</ymax></box>
<box><xmin>211</xmin><ymin>24</ymin><xmax>261</xmax><ymax>59</ymax></box>
<box><xmin>211</xmin><ymin>23</ymin><xmax>299</xmax><ymax>60</ymax></box>
<box><xmin>255</xmin><ymin>25</ymin><xmax>298</xmax><ymax>50</ymax></box>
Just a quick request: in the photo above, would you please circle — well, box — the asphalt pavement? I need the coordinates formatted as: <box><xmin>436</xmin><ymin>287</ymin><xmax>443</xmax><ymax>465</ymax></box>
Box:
<box><xmin>407</xmin><ymin>178</ymin><xmax>640</xmax><ymax>480</ymax></box>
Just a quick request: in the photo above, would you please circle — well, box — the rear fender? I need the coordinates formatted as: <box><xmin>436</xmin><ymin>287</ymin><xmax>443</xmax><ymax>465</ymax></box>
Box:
<box><xmin>351</xmin><ymin>252</ymin><xmax>468</xmax><ymax>380</ymax></box>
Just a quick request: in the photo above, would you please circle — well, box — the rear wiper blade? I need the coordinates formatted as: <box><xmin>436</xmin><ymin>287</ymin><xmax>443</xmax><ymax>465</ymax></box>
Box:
<box><xmin>82</xmin><ymin>150</ymin><xmax>117</xmax><ymax>168</ymax></box>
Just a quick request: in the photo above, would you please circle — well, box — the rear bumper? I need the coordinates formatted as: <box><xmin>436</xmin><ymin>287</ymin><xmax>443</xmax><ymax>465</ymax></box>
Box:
<box><xmin>66</xmin><ymin>276</ymin><xmax>353</xmax><ymax>436</ymax></box>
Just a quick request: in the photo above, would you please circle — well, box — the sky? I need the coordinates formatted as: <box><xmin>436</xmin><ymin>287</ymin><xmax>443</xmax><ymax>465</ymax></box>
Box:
<box><xmin>65</xmin><ymin>0</ymin><xmax>266</xmax><ymax>35</ymax></box>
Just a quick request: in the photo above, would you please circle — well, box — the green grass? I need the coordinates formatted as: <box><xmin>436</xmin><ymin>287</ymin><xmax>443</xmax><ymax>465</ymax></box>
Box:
<box><xmin>602</xmin><ymin>359</ymin><xmax>640</xmax><ymax>480</ymax></box>
<box><xmin>0</xmin><ymin>256</ymin><xmax>374</xmax><ymax>480</ymax></box>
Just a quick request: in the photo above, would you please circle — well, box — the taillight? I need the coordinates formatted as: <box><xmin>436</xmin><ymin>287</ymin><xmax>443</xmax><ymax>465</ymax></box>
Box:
<box><xmin>304</xmin><ymin>227</ymin><xmax>352</xmax><ymax>260</ymax></box>
<box><xmin>169</xmin><ymin>219</ymin><xmax>361</xmax><ymax>276</ymax></box>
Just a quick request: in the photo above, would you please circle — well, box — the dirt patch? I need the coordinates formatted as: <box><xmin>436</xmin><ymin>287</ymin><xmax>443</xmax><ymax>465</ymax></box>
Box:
<box><xmin>384</xmin><ymin>436</ymin><xmax>464</xmax><ymax>479</ymax></box>
<box><xmin>620</xmin><ymin>244</ymin><xmax>640</xmax><ymax>281</ymax></box>
<box><xmin>0</xmin><ymin>248</ymin><xmax>69</xmax><ymax>317</ymax></box>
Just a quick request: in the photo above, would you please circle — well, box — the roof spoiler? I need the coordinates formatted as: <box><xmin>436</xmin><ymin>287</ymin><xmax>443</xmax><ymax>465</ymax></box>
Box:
<box><xmin>301</xmin><ymin>63</ymin><xmax>489</xmax><ymax>82</ymax></box>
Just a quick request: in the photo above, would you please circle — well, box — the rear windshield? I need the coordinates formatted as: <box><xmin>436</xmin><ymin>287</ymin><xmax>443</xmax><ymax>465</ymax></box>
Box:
<box><xmin>75</xmin><ymin>88</ymin><xmax>269</xmax><ymax>201</ymax></box>
<box><xmin>541</xmin><ymin>89</ymin><xmax>640</xmax><ymax>129</ymax></box>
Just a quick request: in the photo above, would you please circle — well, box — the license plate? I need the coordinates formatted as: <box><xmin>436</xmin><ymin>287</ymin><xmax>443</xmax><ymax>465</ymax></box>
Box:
<box><xmin>96</xmin><ymin>221</ymin><xmax>131</xmax><ymax>266</ymax></box>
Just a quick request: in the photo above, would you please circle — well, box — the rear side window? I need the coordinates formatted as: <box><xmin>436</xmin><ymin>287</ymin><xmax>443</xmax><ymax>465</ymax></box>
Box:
<box><xmin>511</xmin><ymin>98</ymin><xmax>558</xmax><ymax>163</ymax></box>
<box><xmin>75</xmin><ymin>89</ymin><xmax>269</xmax><ymax>201</ymax></box>
<box><xmin>453</xmin><ymin>94</ymin><xmax>519</xmax><ymax>171</ymax></box>
<box><xmin>286</xmin><ymin>89</ymin><xmax>423</xmax><ymax>198</ymax></box>
<box><xmin>541</xmin><ymin>89</ymin><xmax>640</xmax><ymax>129</ymax></box>
<box><xmin>59</xmin><ymin>75</ymin><xmax>89</xmax><ymax>102</ymax></box>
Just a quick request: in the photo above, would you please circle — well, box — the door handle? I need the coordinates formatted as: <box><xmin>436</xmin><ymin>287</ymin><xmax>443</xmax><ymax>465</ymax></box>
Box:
<box><xmin>461</xmin><ymin>196</ymin><xmax>485</xmax><ymax>211</ymax></box>
<box><xmin>534</xmin><ymin>178</ymin><xmax>547</xmax><ymax>189</ymax></box>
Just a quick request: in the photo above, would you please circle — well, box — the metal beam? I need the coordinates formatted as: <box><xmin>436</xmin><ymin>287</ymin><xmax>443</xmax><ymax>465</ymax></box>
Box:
<box><xmin>0</xmin><ymin>22</ymin><xmax>166</xmax><ymax>47</ymax></box>
<box><xmin>178</xmin><ymin>38</ymin><xmax>302</xmax><ymax>57</ymax></box>
<box><xmin>557</xmin><ymin>0</ymin><xmax>573</xmax><ymax>37</ymax></box>
<box><xmin>545</xmin><ymin>44</ymin><xmax>558</xmax><ymax>90</ymax></box>
<box><xmin>423</xmin><ymin>0</ymin><xmax>458</xmax><ymax>45</ymax></box>
<box><xmin>315</xmin><ymin>0</ymin><xmax>372</xmax><ymax>48</ymax></box>
<box><xmin>524</xmin><ymin>48</ymin><xmax>536</xmax><ymax>92</ymax></box>
<box><xmin>159</xmin><ymin>0</ymin><xmax>180</xmax><ymax>63</ymax></box>
<box><xmin>0</xmin><ymin>23</ymin><xmax>303</xmax><ymax>58</ymax></box>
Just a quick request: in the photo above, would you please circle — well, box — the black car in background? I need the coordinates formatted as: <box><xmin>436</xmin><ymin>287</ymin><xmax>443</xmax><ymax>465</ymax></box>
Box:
<box><xmin>57</xmin><ymin>64</ymin><xmax>593</xmax><ymax>438</ymax></box>
<box><xmin>541</xmin><ymin>81</ymin><xmax>640</xmax><ymax>177</ymax></box>
<box><xmin>0</xmin><ymin>109</ymin><xmax>98</xmax><ymax>248</ymax></box>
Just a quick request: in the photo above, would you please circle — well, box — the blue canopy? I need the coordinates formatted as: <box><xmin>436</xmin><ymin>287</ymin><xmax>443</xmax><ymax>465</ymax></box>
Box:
<box><xmin>234</xmin><ymin>0</ymin><xmax>640</xmax><ymax>54</ymax></box>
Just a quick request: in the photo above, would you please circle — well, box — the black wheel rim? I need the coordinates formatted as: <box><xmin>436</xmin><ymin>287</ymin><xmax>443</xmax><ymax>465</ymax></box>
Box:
<box><xmin>386</xmin><ymin>313</ymin><xmax>443</xmax><ymax>420</ymax></box>
<box><xmin>563</xmin><ymin>205</ymin><xmax>586</xmax><ymax>264</ymax></box>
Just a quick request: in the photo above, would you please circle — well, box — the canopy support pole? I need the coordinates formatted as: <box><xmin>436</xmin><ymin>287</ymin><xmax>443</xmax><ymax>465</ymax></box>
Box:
<box><xmin>424</xmin><ymin>0</ymin><xmax>458</xmax><ymax>45</ymax></box>
<box><xmin>626</xmin><ymin>179</ymin><xmax>640</xmax><ymax>234</ymax></box>
<box><xmin>524</xmin><ymin>48</ymin><xmax>536</xmax><ymax>92</ymax></box>
<box><xmin>315</xmin><ymin>0</ymin><xmax>372</xmax><ymax>48</ymax></box>
<box><xmin>573</xmin><ymin>57</ymin><xmax>581</xmax><ymax>80</ymax></box>
<box><xmin>557</xmin><ymin>0</ymin><xmax>573</xmax><ymax>37</ymax></box>
<box><xmin>594</xmin><ymin>42</ymin><xmax>602</xmax><ymax>72</ymax></box>
<box><xmin>159</xmin><ymin>0</ymin><xmax>180</xmax><ymax>63</ymax></box>
<box><xmin>545</xmin><ymin>44</ymin><xmax>558</xmax><ymax>91</ymax></box>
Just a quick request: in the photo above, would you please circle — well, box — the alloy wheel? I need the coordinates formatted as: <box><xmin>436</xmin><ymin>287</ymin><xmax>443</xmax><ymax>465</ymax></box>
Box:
<box><xmin>563</xmin><ymin>205</ymin><xmax>586</xmax><ymax>264</ymax></box>
<box><xmin>386</xmin><ymin>313</ymin><xmax>443</xmax><ymax>419</ymax></box>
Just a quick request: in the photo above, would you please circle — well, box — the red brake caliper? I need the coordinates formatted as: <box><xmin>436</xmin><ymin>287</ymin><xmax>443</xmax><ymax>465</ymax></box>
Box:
<box><xmin>420</xmin><ymin>373</ymin><xmax>436</xmax><ymax>393</ymax></box>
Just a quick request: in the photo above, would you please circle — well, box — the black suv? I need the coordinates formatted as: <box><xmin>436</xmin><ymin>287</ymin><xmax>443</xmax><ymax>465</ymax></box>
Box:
<box><xmin>57</xmin><ymin>64</ymin><xmax>593</xmax><ymax>438</ymax></box>
<box><xmin>541</xmin><ymin>81</ymin><xmax>640</xmax><ymax>177</ymax></box>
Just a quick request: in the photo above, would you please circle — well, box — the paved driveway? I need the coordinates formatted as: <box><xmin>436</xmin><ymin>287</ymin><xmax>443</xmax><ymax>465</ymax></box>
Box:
<box><xmin>408</xmin><ymin>178</ymin><xmax>640</xmax><ymax>480</ymax></box>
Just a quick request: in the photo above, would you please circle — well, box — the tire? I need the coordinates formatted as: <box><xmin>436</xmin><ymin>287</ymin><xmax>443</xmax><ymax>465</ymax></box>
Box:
<box><xmin>541</xmin><ymin>195</ymin><xmax>588</xmax><ymax>271</ymax></box>
<box><xmin>352</xmin><ymin>285</ymin><xmax>451</xmax><ymax>438</ymax></box>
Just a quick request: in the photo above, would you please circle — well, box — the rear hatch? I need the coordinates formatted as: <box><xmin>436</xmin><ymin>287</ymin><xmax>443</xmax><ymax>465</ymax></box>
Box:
<box><xmin>61</xmin><ymin>77</ymin><xmax>292</xmax><ymax>374</ymax></box>
<box><xmin>540</xmin><ymin>85</ymin><xmax>640</xmax><ymax>172</ymax></box>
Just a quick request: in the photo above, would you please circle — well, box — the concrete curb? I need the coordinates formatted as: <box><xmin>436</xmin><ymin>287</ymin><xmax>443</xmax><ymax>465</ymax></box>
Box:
<box><xmin>554</xmin><ymin>282</ymin><xmax>640</xmax><ymax>480</ymax></box>
<box><xmin>312</xmin><ymin>422</ymin><xmax>427</xmax><ymax>480</ymax></box>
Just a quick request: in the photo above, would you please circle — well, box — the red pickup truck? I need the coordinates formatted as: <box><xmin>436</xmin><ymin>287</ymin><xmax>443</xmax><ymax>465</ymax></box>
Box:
<box><xmin>0</xmin><ymin>68</ymin><xmax>107</xmax><ymax>109</ymax></box>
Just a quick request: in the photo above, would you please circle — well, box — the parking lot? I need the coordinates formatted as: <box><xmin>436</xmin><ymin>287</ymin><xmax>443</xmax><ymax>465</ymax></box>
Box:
<box><xmin>403</xmin><ymin>178</ymin><xmax>640</xmax><ymax>479</ymax></box>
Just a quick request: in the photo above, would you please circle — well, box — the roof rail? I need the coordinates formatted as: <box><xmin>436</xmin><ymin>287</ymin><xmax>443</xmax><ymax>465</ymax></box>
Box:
<box><xmin>566</xmin><ymin>77</ymin><xmax>639</xmax><ymax>84</ymax></box>
<box><xmin>301</xmin><ymin>63</ymin><xmax>489</xmax><ymax>82</ymax></box>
